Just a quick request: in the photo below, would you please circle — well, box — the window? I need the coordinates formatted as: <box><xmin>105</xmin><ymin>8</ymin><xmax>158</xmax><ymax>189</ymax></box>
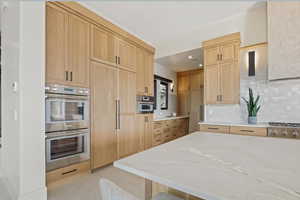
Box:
<box><xmin>160</xmin><ymin>81</ymin><xmax>168</xmax><ymax>110</ymax></box>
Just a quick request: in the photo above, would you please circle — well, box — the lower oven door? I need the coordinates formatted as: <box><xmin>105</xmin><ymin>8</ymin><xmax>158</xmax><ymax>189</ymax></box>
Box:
<box><xmin>46</xmin><ymin>130</ymin><xmax>90</xmax><ymax>171</ymax></box>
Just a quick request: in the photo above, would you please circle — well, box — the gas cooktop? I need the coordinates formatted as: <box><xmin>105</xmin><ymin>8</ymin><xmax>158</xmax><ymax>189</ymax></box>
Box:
<box><xmin>269</xmin><ymin>122</ymin><xmax>300</xmax><ymax>128</ymax></box>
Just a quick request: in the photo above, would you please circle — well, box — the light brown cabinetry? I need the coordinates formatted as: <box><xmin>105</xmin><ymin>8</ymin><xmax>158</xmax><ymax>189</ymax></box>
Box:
<box><xmin>90</xmin><ymin>25</ymin><xmax>116</xmax><ymax>65</ymax></box>
<box><xmin>118</xmin><ymin>69</ymin><xmax>138</xmax><ymax>158</ymax></box>
<box><xmin>203</xmin><ymin>33</ymin><xmax>240</xmax><ymax>105</ymax></box>
<box><xmin>46</xmin><ymin>5</ymin><xmax>90</xmax><ymax>87</ymax></box>
<box><xmin>152</xmin><ymin>118</ymin><xmax>189</xmax><ymax>147</ymax></box>
<box><xmin>230</xmin><ymin>126</ymin><xmax>267</xmax><ymax>137</ymax></box>
<box><xmin>90</xmin><ymin>62</ymin><xmax>118</xmax><ymax>169</ymax></box>
<box><xmin>136</xmin><ymin>48</ymin><xmax>154</xmax><ymax>96</ymax></box>
<box><xmin>199</xmin><ymin>124</ymin><xmax>230</xmax><ymax>134</ymax></box>
<box><xmin>199</xmin><ymin>123</ymin><xmax>267</xmax><ymax>137</ymax></box>
<box><xmin>47</xmin><ymin>160</ymin><xmax>90</xmax><ymax>185</ymax></box>
<box><xmin>136</xmin><ymin>114</ymin><xmax>153</xmax><ymax>151</ymax></box>
<box><xmin>116</xmin><ymin>38</ymin><xmax>137</xmax><ymax>72</ymax></box>
<box><xmin>46</xmin><ymin>6</ymin><xmax>67</xmax><ymax>85</ymax></box>
<box><xmin>177</xmin><ymin>70</ymin><xmax>204</xmax><ymax>133</ymax></box>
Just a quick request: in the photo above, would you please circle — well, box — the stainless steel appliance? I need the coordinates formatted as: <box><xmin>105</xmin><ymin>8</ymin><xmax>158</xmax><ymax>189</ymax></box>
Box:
<box><xmin>45</xmin><ymin>84</ymin><xmax>89</xmax><ymax>133</ymax></box>
<box><xmin>136</xmin><ymin>95</ymin><xmax>154</xmax><ymax>113</ymax></box>
<box><xmin>45</xmin><ymin>84</ymin><xmax>90</xmax><ymax>171</ymax></box>
<box><xmin>268</xmin><ymin>122</ymin><xmax>300</xmax><ymax>139</ymax></box>
<box><xmin>46</xmin><ymin>129</ymin><xmax>90</xmax><ymax>171</ymax></box>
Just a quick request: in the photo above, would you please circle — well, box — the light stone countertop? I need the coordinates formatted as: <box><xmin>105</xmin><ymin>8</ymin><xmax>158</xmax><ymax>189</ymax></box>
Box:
<box><xmin>114</xmin><ymin>132</ymin><xmax>300</xmax><ymax>200</ymax></box>
<box><xmin>153</xmin><ymin>115</ymin><xmax>189</xmax><ymax>122</ymax></box>
<box><xmin>198</xmin><ymin>121</ymin><xmax>270</xmax><ymax>128</ymax></box>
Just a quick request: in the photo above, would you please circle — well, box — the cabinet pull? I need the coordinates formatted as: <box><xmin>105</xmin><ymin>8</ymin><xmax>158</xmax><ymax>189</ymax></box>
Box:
<box><xmin>65</xmin><ymin>71</ymin><xmax>69</xmax><ymax>81</ymax></box>
<box><xmin>217</xmin><ymin>95</ymin><xmax>219</xmax><ymax>101</ymax></box>
<box><xmin>115</xmin><ymin>56</ymin><xmax>118</xmax><ymax>64</ymax></box>
<box><xmin>70</xmin><ymin>71</ymin><xmax>73</xmax><ymax>81</ymax></box>
<box><xmin>62</xmin><ymin>169</ymin><xmax>77</xmax><ymax>175</ymax></box>
<box><xmin>115</xmin><ymin>100</ymin><xmax>118</xmax><ymax>130</ymax></box>
<box><xmin>220</xmin><ymin>95</ymin><xmax>222</xmax><ymax>101</ymax></box>
<box><xmin>208</xmin><ymin>127</ymin><xmax>219</xmax><ymax>130</ymax></box>
<box><xmin>145</xmin><ymin>116</ymin><xmax>148</xmax><ymax>123</ymax></box>
<box><xmin>118</xmin><ymin>57</ymin><xmax>120</xmax><ymax>65</ymax></box>
<box><xmin>240</xmin><ymin>129</ymin><xmax>255</xmax><ymax>133</ymax></box>
<box><xmin>118</xmin><ymin>100</ymin><xmax>121</xmax><ymax>129</ymax></box>
<box><xmin>220</xmin><ymin>54</ymin><xmax>223</xmax><ymax>60</ymax></box>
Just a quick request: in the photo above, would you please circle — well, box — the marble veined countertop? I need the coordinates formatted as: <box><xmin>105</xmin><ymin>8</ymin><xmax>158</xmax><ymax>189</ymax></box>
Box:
<box><xmin>115</xmin><ymin>132</ymin><xmax>300</xmax><ymax>200</ymax></box>
<box><xmin>199</xmin><ymin>121</ymin><xmax>270</xmax><ymax>128</ymax></box>
<box><xmin>154</xmin><ymin>115</ymin><xmax>189</xmax><ymax>122</ymax></box>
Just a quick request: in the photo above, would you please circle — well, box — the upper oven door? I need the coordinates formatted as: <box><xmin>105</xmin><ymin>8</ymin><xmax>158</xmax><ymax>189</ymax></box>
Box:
<box><xmin>45</xmin><ymin>93</ymin><xmax>89</xmax><ymax>132</ymax></box>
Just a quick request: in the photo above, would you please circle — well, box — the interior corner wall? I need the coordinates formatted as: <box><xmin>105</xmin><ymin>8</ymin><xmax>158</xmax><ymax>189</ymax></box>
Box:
<box><xmin>1</xmin><ymin>1</ymin><xmax>47</xmax><ymax>200</ymax></box>
<box><xmin>156</xmin><ymin>2</ymin><xmax>267</xmax><ymax>58</ymax></box>
<box><xmin>154</xmin><ymin>63</ymin><xmax>177</xmax><ymax>118</ymax></box>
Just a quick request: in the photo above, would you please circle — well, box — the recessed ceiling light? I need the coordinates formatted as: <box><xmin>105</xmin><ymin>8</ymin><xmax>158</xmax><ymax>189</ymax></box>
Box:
<box><xmin>199</xmin><ymin>64</ymin><xmax>203</xmax><ymax>67</ymax></box>
<box><xmin>188</xmin><ymin>55</ymin><xmax>193</xmax><ymax>60</ymax></box>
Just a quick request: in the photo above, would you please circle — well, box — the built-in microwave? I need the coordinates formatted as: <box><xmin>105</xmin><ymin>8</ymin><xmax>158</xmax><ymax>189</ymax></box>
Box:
<box><xmin>45</xmin><ymin>84</ymin><xmax>89</xmax><ymax>133</ymax></box>
<box><xmin>137</xmin><ymin>95</ymin><xmax>154</xmax><ymax>113</ymax></box>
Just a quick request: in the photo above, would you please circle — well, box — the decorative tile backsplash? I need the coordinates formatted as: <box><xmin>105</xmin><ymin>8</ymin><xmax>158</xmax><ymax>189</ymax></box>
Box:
<box><xmin>206</xmin><ymin>44</ymin><xmax>300</xmax><ymax>123</ymax></box>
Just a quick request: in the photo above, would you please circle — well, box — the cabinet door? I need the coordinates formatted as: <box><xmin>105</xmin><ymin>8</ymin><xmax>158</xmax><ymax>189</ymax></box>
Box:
<box><xmin>144</xmin><ymin>115</ymin><xmax>153</xmax><ymax>150</ymax></box>
<box><xmin>136</xmin><ymin>114</ymin><xmax>146</xmax><ymax>151</ymax></box>
<box><xmin>220</xmin><ymin>62</ymin><xmax>240</xmax><ymax>104</ymax></box>
<box><xmin>67</xmin><ymin>13</ymin><xmax>89</xmax><ymax>87</ymax></box>
<box><xmin>118</xmin><ymin>69</ymin><xmax>138</xmax><ymax>158</ymax></box>
<box><xmin>190</xmin><ymin>71</ymin><xmax>203</xmax><ymax>91</ymax></box>
<box><xmin>204</xmin><ymin>65</ymin><xmax>220</xmax><ymax>104</ymax></box>
<box><xmin>90</xmin><ymin>62</ymin><xmax>117</xmax><ymax>169</ymax></box>
<box><xmin>145</xmin><ymin>52</ymin><xmax>154</xmax><ymax>96</ymax></box>
<box><xmin>91</xmin><ymin>25</ymin><xmax>116</xmax><ymax>65</ymax></box>
<box><xmin>177</xmin><ymin>74</ymin><xmax>190</xmax><ymax>92</ymax></box>
<box><xmin>46</xmin><ymin>6</ymin><xmax>68</xmax><ymax>85</ymax></box>
<box><xmin>177</xmin><ymin>91</ymin><xmax>190</xmax><ymax>115</ymax></box>
<box><xmin>117</xmin><ymin>38</ymin><xmax>136</xmax><ymax>72</ymax></box>
<box><xmin>219</xmin><ymin>43</ymin><xmax>235</xmax><ymax>64</ymax></box>
<box><xmin>204</xmin><ymin>47</ymin><xmax>219</xmax><ymax>66</ymax></box>
<box><xmin>136</xmin><ymin>48</ymin><xmax>146</xmax><ymax>95</ymax></box>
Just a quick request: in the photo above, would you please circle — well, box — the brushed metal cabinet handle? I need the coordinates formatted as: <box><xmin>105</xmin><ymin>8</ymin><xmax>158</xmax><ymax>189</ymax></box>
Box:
<box><xmin>70</xmin><ymin>71</ymin><xmax>73</xmax><ymax>81</ymax></box>
<box><xmin>62</xmin><ymin>169</ymin><xmax>77</xmax><ymax>175</ymax></box>
<box><xmin>118</xmin><ymin>100</ymin><xmax>121</xmax><ymax>129</ymax></box>
<box><xmin>240</xmin><ymin>130</ymin><xmax>254</xmax><ymax>133</ymax></box>
<box><xmin>65</xmin><ymin>71</ymin><xmax>68</xmax><ymax>81</ymax></box>
<box><xmin>115</xmin><ymin>56</ymin><xmax>118</xmax><ymax>64</ymax></box>
<box><xmin>115</xmin><ymin>100</ymin><xmax>118</xmax><ymax>130</ymax></box>
<box><xmin>208</xmin><ymin>127</ymin><xmax>219</xmax><ymax>130</ymax></box>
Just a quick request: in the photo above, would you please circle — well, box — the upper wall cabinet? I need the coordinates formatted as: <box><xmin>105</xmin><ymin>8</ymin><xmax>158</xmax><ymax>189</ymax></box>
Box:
<box><xmin>46</xmin><ymin>5</ymin><xmax>90</xmax><ymax>88</ymax></box>
<box><xmin>46</xmin><ymin>6</ymin><xmax>67</xmax><ymax>85</ymax></box>
<box><xmin>116</xmin><ymin>38</ymin><xmax>137</xmax><ymax>72</ymax></box>
<box><xmin>203</xmin><ymin>33</ymin><xmax>240</xmax><ymax>105</ymax></box>
<box><xmin>91</xmin><ymin>25</ymin><xmax>116</xmax><ymax>66</ymax></box>
<box><xmin>136</xmin><ymin>48</ymin><xmax>154</xmax><ymax>96</ymax></box>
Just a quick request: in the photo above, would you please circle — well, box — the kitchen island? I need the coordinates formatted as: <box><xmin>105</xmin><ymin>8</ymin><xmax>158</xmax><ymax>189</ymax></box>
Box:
<box><xmin>115</xmin><ymin>132</ymin><xmax>300</xmax><ymax>200</ymax></box>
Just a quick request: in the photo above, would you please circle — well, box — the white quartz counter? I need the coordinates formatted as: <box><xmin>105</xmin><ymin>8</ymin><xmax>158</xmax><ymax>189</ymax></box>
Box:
<box><xmin>115</xmin><ymin>132</ymin><xmax>300</xmax><ymax>200</ymax></box>
<box><xmin>199</xmin><ymin>121</ymin><xmax>270</xmax><ymax>128</ymax></box>
<box><xmin>154</xmin><ymin>115</ymin><xmax>189</xmax><ymax>122</ymax></box>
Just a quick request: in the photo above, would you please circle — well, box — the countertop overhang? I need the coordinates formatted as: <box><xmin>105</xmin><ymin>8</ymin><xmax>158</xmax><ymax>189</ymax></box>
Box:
<box><xmin>154</xmin><ymin>115</ymin><xmax>189</xmax><ymax>122</ymax></box>
<box><xmin>198</xmin><ymin>121</ymin><xmax>270</xmax><ymax>128</ymax></box>
<box><xmin>114</xmin><ymin>132</ymin><xmax>300</xmax><ymax>200</ymax></box>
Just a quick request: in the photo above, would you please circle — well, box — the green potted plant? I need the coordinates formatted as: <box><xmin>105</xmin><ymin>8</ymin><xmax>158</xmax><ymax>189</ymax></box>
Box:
<box><xmin>242</xmin><ymin>88</ymin><xmax>261</xmax><ymax>124</ymax></box>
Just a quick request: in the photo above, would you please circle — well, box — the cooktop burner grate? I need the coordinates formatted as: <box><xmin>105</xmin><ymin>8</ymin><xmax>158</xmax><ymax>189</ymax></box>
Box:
<box><xmin>269</xmin><ymin>122</ymin><xmax>300</xmax><ymax>128</ymax></box>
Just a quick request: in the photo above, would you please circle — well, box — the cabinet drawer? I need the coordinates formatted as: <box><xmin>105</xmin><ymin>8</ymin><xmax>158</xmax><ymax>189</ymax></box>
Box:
<box><xmin>153</xmin><ymin>122</ymin><xmax>163</xmax><ymax>130</ymax></box>
<box><xmin>199</xmin><ymin>124</ymin><xmax>230</xmax><ymax>133</ymax></box>
<box><xmin>230</xmin><ymin>126</ymin><xmax>267</xmax><ymax>137</ymax></box>
<box><xmin>46</xmin><ymin>160</ymin><xmax>90</xmax><ymax>185</ymax></box>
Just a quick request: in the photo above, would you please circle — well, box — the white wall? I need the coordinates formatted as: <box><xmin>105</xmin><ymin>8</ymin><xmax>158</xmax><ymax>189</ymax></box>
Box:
<box><xmin>157</xmin><ymin>2</ymin><xmax>267</xmax><ymax>58</ymax></box>
<box><xmin>1</xmin><ymin>1</ymin><xmax>46</xmax><ymax>200</ymax></box>
<box><xmin>154</xmin><ymin>63</ymin><xmax>177</xmax><ymax>118</ymax></box>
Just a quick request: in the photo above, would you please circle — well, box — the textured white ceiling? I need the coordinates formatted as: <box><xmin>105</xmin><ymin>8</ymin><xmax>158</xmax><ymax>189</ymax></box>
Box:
<box><xmin>80</xmin><ymin>1</ymin><xmax>260</xmax><ymax>57</ymax></box>
<box><xmin>156</xmin><ymin>48</ymin><xmax>203</xmax><ymax>72</ymax></box>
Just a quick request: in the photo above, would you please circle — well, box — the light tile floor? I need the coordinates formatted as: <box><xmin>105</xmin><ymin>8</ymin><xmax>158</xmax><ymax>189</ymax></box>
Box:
<box><xmin>48</xmin><ymin>165</ymin><xmax>146</xmax><ymax>200</ymax></box>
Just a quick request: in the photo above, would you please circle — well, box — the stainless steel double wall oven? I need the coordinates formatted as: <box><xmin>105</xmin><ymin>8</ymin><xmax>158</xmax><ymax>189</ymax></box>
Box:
<box><xmin>45</xmin><ymin>84</ymin><xmax>90</xmax><ymax>171</ymax></box>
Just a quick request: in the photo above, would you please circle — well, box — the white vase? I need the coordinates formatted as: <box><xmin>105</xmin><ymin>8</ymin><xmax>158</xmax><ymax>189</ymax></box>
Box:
<box><xmin>248</xmin><ymin>116</ymin><xmax>257</xmax><ymax>124</ymax></box>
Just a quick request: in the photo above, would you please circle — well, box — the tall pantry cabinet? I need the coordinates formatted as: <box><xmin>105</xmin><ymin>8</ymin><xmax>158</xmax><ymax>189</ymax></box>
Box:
<box><xmin>46</xmin><ymin>2</ymin><xmax>155</xmax><ymax>171</ymax></box>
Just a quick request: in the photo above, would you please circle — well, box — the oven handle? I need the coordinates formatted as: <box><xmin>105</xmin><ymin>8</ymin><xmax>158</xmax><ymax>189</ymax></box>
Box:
<box><xmin>46</xmin><ymin>93</ymin><xmax>89</xmax><ymax>100</ymax></box>
<box><xmin>46</xmin><ymin>132</ymin><xmax>88</xmax><ymax>140</ymax></box>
